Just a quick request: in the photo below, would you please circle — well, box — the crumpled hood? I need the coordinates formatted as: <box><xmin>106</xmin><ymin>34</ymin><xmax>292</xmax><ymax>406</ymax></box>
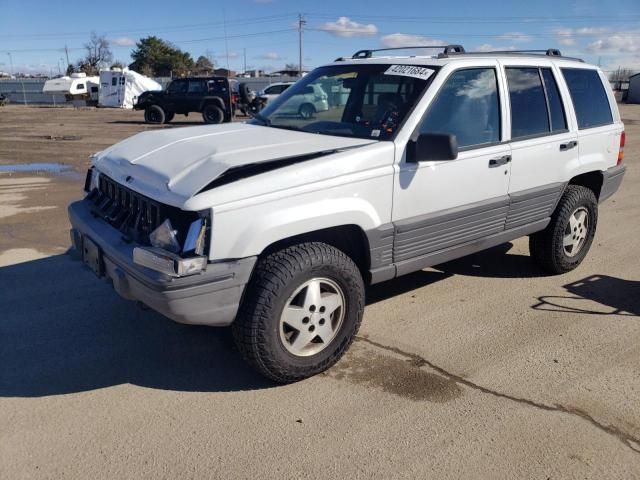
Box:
<box><xmin>93</xmin><ymin>123</ymin><xmax>374</xmax><ymax>207</ymax></box>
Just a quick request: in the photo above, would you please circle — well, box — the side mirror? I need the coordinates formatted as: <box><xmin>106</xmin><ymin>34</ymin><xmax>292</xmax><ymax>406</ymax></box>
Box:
<box><xmin>408</xmin><ymin>133</ymin><xmax>458</xmax><ymax>162</ymax></box>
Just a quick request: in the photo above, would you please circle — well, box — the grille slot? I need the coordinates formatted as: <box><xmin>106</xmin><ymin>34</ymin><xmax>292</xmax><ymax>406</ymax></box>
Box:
<box><xmin>88</xmin><ymin>175</ymin><xmax>167</xmax><ymax>244</ymax></box>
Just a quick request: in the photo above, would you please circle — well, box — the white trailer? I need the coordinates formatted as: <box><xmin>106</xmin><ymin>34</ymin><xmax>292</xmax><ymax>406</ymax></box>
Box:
<box><xmin>42</xmin><ymin>73</ymin><xmax>99</xmax><ymax>104</ymax></box>
<box><xmin>98</xmin><ymin>68</ymin><xmax>162</xmax><ymax>109</ymax></box>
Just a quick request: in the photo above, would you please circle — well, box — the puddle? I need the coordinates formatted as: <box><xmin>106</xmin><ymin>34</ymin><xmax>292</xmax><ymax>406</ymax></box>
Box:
<box><xmin>0</xmin><ymin>163</ymin><xmax>73</xmax><ymax>174</ymax></box>
<box><xmin>327</xmin><ymin>343</ymin><xmax>462</xmax><ymax>403</ymax></box>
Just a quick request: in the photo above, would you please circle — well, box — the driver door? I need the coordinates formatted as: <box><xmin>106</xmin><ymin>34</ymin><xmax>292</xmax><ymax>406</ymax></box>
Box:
<box><xmin>392</xmin><ymin>65</ymin><xmax>512</xmax><ymax>274</ymax></box>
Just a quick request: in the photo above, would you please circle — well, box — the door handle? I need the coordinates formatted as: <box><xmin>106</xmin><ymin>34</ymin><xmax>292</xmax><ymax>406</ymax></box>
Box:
<box><xmin>488</xmin><ymin>155</ymin><xmax>511</xmax><ymax>167</ymax></box>
<box><xmin>560</xmin><ymin>140</ymin><xmax>578</xmax><ymax>151</ymax></box>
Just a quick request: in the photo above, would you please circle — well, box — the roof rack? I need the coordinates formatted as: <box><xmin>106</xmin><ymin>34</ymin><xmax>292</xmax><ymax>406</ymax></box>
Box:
<box><xmin>445</xmin><ymin>48</ymin><xmax>584</xmax><ymax>62</ymax></box>
<box><xmin>350</xmin><ymin>45</ymin><xmax>465</xmax><ymax>59</ymax></box>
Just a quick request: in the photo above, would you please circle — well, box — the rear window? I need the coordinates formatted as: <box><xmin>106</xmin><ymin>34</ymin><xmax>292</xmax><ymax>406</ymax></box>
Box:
<box><xmin>561</xmin><ymin>68</ymin><xmax>613</xmax><ymax>129</ymax></box>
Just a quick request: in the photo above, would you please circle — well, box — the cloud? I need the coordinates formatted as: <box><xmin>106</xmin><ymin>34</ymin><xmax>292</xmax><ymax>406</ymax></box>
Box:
<box><xmin>473</xmin><ymin>44</ymin><xmax>515</xmax><ymax>52</ymax></box>
<box><xmin>554</xmin><ymin>27</ymin><xmax>610</xmax><ymax>46</ymax></box>
<box><xmin>109</xmin><ymin>37</ymin><xmax>136</xmax><ymax>47</ymax></box>
<box><xmin>586</xmin><ymin>32</ymin><xmax>640</xmax><ymax>53</ymax></box>
<box><xmin>320</xmin><ymin>17</ymin><xmax>378</xmax><ymax>38</ymax></box>
<box><xmin>257</xmin><ymin>52</ymin><xmax>282</xmax><ymax>60</ymax></box>
<box><xmin>497</xmin><ymin>32</ymin><xmax>532</xmax><ymax>43</ymax></box>
<box><xmin>380</xmin><ymin>33</ymin><xmax>445</xmax><ymax>49</ymax></box>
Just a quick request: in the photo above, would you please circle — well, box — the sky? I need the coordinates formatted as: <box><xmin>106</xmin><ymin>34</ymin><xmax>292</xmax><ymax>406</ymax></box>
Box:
<box><xmin>1</xmin><ymin>0</ymin><xmax>639</xmax><ymax>76</ymax></box>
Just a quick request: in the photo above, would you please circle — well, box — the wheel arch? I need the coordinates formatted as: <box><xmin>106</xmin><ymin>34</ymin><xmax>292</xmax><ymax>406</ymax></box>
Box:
<box><xmin>260</xmin><ymin>224</ymin><xmax>372</xmax><ymax>282</ymax></box>
<box><xmin>199</xmin><ymin>96</ymin><xmax>225</xmax><ymax>112</ymax></box>
<box><xmin>568</xmin><ymin>170</ymin><xmax>604</xmax><ymax>200</ymax></box>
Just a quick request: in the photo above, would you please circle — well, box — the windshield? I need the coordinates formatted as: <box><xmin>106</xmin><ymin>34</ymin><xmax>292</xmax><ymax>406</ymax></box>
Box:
<box><xmin>250</xmin><ymin>64</ymin><xmax>437</xmax><ymax>140</ymax></box>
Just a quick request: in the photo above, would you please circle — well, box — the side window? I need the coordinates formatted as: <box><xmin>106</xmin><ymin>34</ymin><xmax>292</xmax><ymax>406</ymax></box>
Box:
<box><xmin>420</xmin><ymin>68</ymin><xmax>500</xmax><ymax>149</ymax></box>
<box><xmin>541</xmin><ymin>69</ymin><xmax>567</xmax><ymax>132</ymax></box>
<box><xmin>168</xmin><ymin>80</ymin><xmax>187</xmax><ymax>94</ymax></box>
<box><xmin>111</xmin><ymin>77</ymin><xmax>117</xmax><ymax>86</ymax></box>
<box><xmin>561</xmin><ymin>68</ymin><xmax>613</xmax><ymax>129</ymax></box>
<box><xmin>264</xmin><ymin>85</ymin><xmax>278</xmax><ymax>94</ymax></box>
<box><xmin>506</xmin><ymin>68</ymin><xmax>549</xmax><ymax>139</ymax></box>
<box><xmin>188</xmin><ymin>80</ymin><xmax>205</xmax><ymax>93</ymax></box>
<box><xmin>76</xmin><ymin>83</ymin><xmax>85</xmax><ymax>90</ymax></box>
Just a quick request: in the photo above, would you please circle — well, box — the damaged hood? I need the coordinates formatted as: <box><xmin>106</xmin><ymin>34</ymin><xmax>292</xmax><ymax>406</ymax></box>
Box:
<box><xmin>93</xmin><ymin>123</ymin><xmax>374</xmax><ymax>207</ymax></box>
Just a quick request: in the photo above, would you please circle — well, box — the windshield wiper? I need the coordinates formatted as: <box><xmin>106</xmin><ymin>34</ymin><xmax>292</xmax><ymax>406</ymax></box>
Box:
<box><xmin>252</xmin><ymin>113</ymin><xmax>271</xmax><ymax>126</ymax></box>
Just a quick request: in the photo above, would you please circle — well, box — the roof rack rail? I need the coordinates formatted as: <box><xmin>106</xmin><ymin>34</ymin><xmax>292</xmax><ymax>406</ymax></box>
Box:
<box><xmin>351</xmin><ymin>44</ymin><xmax>465</xmax><ymax>59</ymax></box>
<box><xmin>445</xmin><ymin>48</ymin><xmax>583</xmax><ymax>62</ymax></box>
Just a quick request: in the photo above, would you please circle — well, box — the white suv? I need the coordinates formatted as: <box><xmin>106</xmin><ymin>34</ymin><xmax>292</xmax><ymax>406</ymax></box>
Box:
<box><xmin>69</xmin><ymin>45</ymin><xmax>626</xmax><ymax>382</ymax></box>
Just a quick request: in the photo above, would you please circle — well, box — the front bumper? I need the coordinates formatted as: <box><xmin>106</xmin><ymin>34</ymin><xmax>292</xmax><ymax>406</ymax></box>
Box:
<box><xmin>68</xmin><ymin>199</ymin><xmax>256</xmax><ymax>326</ymax></box>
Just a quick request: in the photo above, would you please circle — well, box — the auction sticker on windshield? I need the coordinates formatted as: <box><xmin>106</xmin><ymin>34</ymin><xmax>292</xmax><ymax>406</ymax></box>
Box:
<box><xmin>384</xmin><ymin>65</ymin><xmax>435</xmax><ymax>80</ymax></box>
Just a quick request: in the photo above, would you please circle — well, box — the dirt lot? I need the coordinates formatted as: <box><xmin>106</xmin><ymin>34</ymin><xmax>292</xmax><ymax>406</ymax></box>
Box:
<box><xmin>1</xmin><ymin>104</ymin><xmax>639</xmax><ymax>479</ymax></box>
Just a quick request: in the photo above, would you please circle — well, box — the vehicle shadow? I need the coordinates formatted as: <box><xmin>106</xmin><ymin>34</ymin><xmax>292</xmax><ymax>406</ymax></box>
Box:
<box><xmin>532</xmin><ymin>274</ymin><xmax>640</xmax><ymax>316</ymax></box>
<box><xmin>0</xmin><ymin>254</ymin><xmax>273</xmax><ymax>398</ymax></box>
<box><xmin>432</xmin><ymin>242</ymin><xmax>544</xmax><ymax>279</ymax></box>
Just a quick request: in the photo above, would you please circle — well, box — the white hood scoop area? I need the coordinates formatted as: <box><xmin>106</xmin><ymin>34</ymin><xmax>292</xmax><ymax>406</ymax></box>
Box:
<box><xmin>92</xmin><ymin>123</ymin><xmax>374</xmax><ymax>207</ymax></box>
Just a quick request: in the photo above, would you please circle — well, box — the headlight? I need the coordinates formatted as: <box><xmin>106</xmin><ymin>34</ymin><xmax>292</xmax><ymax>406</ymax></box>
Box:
<box><xmin>149</xmin><ymin>219</ymin><xmax>181</xmax><ymax>253</ymax></box>
<box><xmin>84</xmin><ymin>166</ymin><xmax>100</xmax><ymax>193</ymax></box>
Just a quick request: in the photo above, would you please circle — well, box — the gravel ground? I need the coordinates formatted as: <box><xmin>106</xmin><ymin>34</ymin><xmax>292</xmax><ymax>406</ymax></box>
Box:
<box><xmin>1</xmin><ymin>104</ymin><xmax>639</xmax><ymax>479</ymax></box>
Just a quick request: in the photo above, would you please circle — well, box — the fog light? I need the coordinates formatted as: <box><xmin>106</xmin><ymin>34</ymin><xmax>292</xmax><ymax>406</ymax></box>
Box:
<box><xmin>133</xmin><ymin>247</ymin><xmax>207</xmax><ymax>277</ymax></box>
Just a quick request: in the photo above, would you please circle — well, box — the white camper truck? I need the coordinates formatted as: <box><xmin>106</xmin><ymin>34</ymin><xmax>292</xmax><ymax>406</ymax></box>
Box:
<box><xmin>42</xmin><ymin>73</ymin><xmax>99</xmax><ymax>104</ymax></box>
<box><xmin>98</xmin><ymin>68</ymin><xmax>162</xmax><ymax>109</ymax></box>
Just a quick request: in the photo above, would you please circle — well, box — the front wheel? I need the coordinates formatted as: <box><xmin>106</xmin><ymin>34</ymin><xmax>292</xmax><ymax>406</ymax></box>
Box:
<box><xmin>144</xmin><ymin>105</ymin><xmax>165</xmax><ymax>124</ymax></box>
<box><xmin>232</xmin><ymin>242</ymin><xmax>365</xmax><ymax>383</ymax></box>
<box><xmin>529</xmin><ymin>185</ymin><xmax>598</xmax><ymax>274</ymax></box>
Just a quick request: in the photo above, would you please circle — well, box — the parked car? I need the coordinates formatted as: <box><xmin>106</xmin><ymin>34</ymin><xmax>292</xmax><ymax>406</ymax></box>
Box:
<box><xmin>135</xmin><ymin>77</ymin><xmax>234</xmax><ymax>124</ymax></box>
<box><xmin>257</xmin><ymin>82</ymin><xmax>294</xmax><ymax>103</ymax></box>
<box><xmin>69</xmin><ymin>45</ymin><xmax>626</xmax><ymax>383</ymax></box>
<box><xmin>273</xmin><ymin>83</ymin><xmax>329</xmax><ymax>118</ymax></box>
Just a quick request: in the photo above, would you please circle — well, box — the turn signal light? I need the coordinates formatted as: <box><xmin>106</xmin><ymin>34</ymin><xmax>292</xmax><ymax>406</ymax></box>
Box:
<box><xmin>618</xmin><ymin>131</ymin><xmax>625</xmax><ymax>165</ymax></box>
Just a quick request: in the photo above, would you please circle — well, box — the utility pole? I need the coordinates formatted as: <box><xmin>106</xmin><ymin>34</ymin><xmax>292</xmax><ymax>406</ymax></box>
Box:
<box><xmin>243</xmin><ymin>48</ymin><xmax>247</xmax><ymax>75</ymax></box>
<box><xmin>64</xmin><ymin>45</ymin><xmax>70</xmax><ymax>70</ymax></box>
<box><xmin>7</xmin><ymin>52</ymin><xmax>14</xmax><ymax>76</ymax></box>
<box><xmin>298</xmin><ymin>13</ymin><xmax>306</xmax><ymax>77</ymax></box>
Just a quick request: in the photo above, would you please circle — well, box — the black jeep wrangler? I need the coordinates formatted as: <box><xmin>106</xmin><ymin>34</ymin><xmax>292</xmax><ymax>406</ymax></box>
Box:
<box><xmin>135</xmin><ymin>77</ymin><xmax>234</xmax><ymax>124</ymax></box>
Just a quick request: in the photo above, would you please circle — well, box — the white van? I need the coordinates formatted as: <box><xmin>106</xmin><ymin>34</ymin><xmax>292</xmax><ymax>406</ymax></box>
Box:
<box><xmin>69</xmin><ymin>46</ymin><xmax>626</xmax><ymax>382</ymax></box>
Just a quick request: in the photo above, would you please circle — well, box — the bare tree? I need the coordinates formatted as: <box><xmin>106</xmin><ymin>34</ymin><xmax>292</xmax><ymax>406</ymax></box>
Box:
<box><xmin>76</xmin><ymin>32</ymin><xmax>113</xmax><ymax>75</ymax></box>
<box><xmin>609</xmin><ymin>67</ymin><xmax>635</xmax><ymax>83</ymax></box>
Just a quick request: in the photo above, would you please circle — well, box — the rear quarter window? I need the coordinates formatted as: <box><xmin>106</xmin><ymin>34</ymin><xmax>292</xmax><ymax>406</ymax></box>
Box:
<box><xmin>561</xmin><ymin>68</ymin><xmax>613</xmax><ymax>129</ymax></box>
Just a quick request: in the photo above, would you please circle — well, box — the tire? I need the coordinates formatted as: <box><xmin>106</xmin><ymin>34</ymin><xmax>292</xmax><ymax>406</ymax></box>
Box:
<box><xmin>202</xmin><ymin>104</ymin><xmax>224</xmax><ymax>124</ymax></box>
<box><xmin>299</xmin><ymin>103</ymin><xmax>315</xmax><ymax>119</ymax></box>
<box><xmin>144</xmin><ymin>105</ymin><xmax>165</xmax><ymax>124</ymax></box>
<box><xmin>232</xmin><ymin>242</ymin><xmax>365</xmax><ymax>383</ymax></box>
<box><xmin>164</xmin><ymin>112</ymin><xmax>175</xmax><ymax>123</ymax></box>
<box><xmin>529</xmin><ymin>185</ymin><xmax>598</xmax><ymax>274</ymax></box>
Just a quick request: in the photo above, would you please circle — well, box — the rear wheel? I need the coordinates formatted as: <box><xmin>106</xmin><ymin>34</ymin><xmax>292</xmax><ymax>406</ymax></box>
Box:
<box><xmin>232</xmin><ymin>242</ymin><xmax>365</xmax><ymax>383</ymax></box>
<box><xmin>202</xmin><ymin>104</ymin><xmax>224</xmax><ymax>124</ymax></box>
<box><xmin>144</xmin><ymin>105</ymin><xmax>165</xmax><ymax>124</ymax></box>
<box><xmin>529</xmin><ymin>185</ymin><xmax>598</xmax><ymax>274</ymax></box>
<box><xmin>299</xmin><ymin>103</ymin><xmax>315</xmax><ymax>119</ymax></box>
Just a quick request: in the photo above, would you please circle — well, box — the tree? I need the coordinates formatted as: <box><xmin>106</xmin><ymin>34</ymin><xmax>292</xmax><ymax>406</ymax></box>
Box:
<box><xmin>284</xmin><ymin>63</ymin><xmax>298</xmax><ymax>71</ymax></box>
<box><xmin>129</xmin><ymin>36</ymin><xmax>194</xmax><ymax>77</ymax></box>
<box><xmin>110</xmin><ymin>61</ymin><xmax>125</xmax><ymax>69</ymax></box>
<box><xmin>194</xmin><ymin>55</ymin><xmax>214</xmax><ymax>75</ymax></box>
<box><xmin>65</xmin><ymin>64</ymin><xmax>75</xmax><ymax>76</ymax></box>
<box><xmin>609</xmin><ymin>67</ymin><xmax>635</xmax><ymax>83</ymax></box>
<box><xmin>76</xmin><ymin>32</ymin><xmax>112</xmax><ymax>75</ymax></box>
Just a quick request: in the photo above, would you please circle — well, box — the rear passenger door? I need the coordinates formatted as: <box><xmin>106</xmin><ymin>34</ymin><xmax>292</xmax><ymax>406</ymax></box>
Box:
<box><xmin>501</xmin><ymin>62</ymin><xmax>578</xmax><ymax>230</ymax></box>
<box><xmin>187</xmin><ymin>79</ymin><xmax>206</xmax><ymax>111</ymax></box>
